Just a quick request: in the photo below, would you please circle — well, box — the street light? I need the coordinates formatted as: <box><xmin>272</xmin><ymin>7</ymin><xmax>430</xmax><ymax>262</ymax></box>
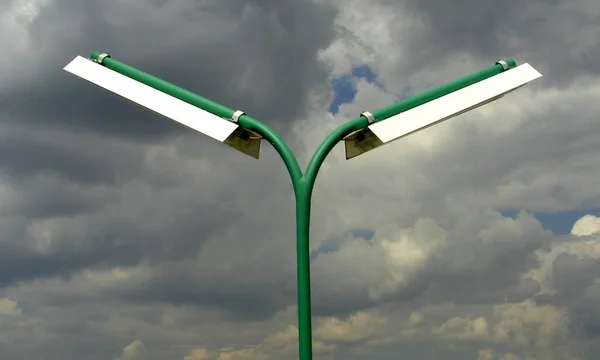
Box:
<box><xmin>64</xmin><ymin>52</ymin><xmax>542</xmax><ymax>360</ymax></box>
<box><xmin>344</xmin><ymin>61</ymin><xmax>541</xmax><ymax>159</ymax></box>
<box><xmin>64</xmin><ymin>55</ymin><xmax>262</xmax><ymax>158</ymax></box>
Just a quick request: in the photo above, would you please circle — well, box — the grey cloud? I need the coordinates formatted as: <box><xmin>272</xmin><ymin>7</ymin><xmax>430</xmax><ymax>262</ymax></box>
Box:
<box><xmin>114</xmin><ymin>269</ymin><xmax>295</xmax><ymax>322</ymax></box>
<box><xmin>102</xmin><ymin>207</ymin><xmax>300</xmax><ymax>320</ymax></box>
<box><xmin>0</xmin><ymin>127</ymin><xmax>144</xmax><ymax>186</ymax></box>
<box><xmin>404</xmin><ymin>212</ymin><xmax>549</xmax><ymax>305</ymax></box>
<box><xmin>551</xmin><ymin>253</ymin><xmax>600</xmax><ymax>303</ymax></box>
<box><xmin>11</xmin><ymin>175</ymin><xmax>109</xmax><ymax>219</ymax></box>
<box><xmin>0</xmin><ymin>306</ymin><xmax>124</xmax><ymax>360</ymax></box>
<box><xmin>536</xmin><ymin>250</ymin><xmax>600</xmax><ymax>340</ymax></box>
<box><xmin>423</xmin><ymin>212</ymin><xmax>549</xmax><ymax>302</ymax></box>
<box><xmin>2</xmin><ymin>276</ymin><xmax>293</xmax><ymax>359</ymax></box>
<box><xmin>385</xmin><ymin>0</ymin><xmax>600</xmax><ymax>85</ymax></box>
<box><xmin>305</xmin><ymin>211</ymin><xmax>553</xmax><ymax>319</ymax></box>
<box><xmin>0</xmin><ymin>152</ymin><xmax>301</xmax><ymax>319</ymax></box>
<box><xmin>0</xmin><ymin>176</ymin><xmax>236</xmax><ymax>288</ymax></box>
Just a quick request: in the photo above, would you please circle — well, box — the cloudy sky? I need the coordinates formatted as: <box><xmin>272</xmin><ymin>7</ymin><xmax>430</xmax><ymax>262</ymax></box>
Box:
<box><xmin>2</xmin><ymin>0</ymin><xmax>600</xmax><ymax>359</ymax></box>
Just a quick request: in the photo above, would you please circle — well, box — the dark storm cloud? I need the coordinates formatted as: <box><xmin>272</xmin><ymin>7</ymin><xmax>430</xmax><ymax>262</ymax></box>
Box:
<box><xmin>115</xmin><ymin>269</ymin><xmax>295</xmax><ymax>322</ymax></box>
<box><xmin>0</xmin><ymin>0</ymin><xmax>338</xmax><ymax>290</ymax></box>
<box><xmin>392</xmin><ymin>0</ymin><xmax>600</xmax><ymax>85</ymax></box>
<box><xmin>2</xmin><ymin>0</ymin><xmax>337</xmax><ymax>139</ymax></box>
<box><xmin>0</xmin><ymin>127</ymin><xmax>144</xmax><ymax>186</ymax></box>
<box><xmin>98</xmin><ymin>235</ymin><xmax>300</xmax><ymax>322</ymax></box>
<box><xmin>534</xmin><ymin>250</ymin><xmax>600</xmax><ymax>339</ymax></box>
<box><xmin>0</xmin><ymin>197</ymin><xmax>231</xmax><ymax>288</ymax></box>
<box><xmin>13</xmin><ymin>176</ymin><xmax>107</xmax><ymax>219</ymax></box>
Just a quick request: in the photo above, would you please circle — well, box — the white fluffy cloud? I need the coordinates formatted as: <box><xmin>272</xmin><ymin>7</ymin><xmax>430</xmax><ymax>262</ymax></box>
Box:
<box><xmin>571</xmin><ymin>215</ymin><xmax>600</xmax><ymax>237</ymax></box>
<box><xmin>478</xmin><ymin>349</ymin><xmax>495</xmax><ymax>360</ymax></box>
<box><xmin>183</xmin><ymin>298</ymin><xmax>575</xmax><ymax>359</ymax></box>
<box><xmin>115</xmin><ymin>340</ymin><xmax>148</xmax><ymax>360</ymax></box>
<box><xmin>0</xmin><ymin>297</ymin><xmax>21</xmax><ymax>316</ymax></box>
<box><xmin>185</xmin><ymin>324</ymin><xmax>335</xmax><ymax>360</ymax></box>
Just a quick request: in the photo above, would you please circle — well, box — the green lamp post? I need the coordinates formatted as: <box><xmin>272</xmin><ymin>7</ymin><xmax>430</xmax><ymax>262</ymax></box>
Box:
<box><xmin>64</xmin><ymin>52</ymin><xmax>541</xmax><ymax>360</ymax></box>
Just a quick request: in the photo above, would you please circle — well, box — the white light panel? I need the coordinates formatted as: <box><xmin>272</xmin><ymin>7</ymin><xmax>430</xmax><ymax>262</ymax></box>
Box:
<box><xmin>368</xmin><ymin>63</ymin><xmax>542</xmax><ymax>143</ymax></box>
<box><xmin>64</xmin><ymin>56</ymin><xmax>239</xmax><ymax>143</ymax></box>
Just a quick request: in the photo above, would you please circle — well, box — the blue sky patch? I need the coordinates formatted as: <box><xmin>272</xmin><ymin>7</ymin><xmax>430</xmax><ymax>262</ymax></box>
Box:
<box><xmin>501</xmin><ymin>208</ymin><xmax>600</xmax><ymax>236</ymax></box>
<box><xmin>328</xmin><ymin>64</ymin><xmax>379</xmax><ymax>114</ymax></box>
<box><xmin>310</xmin><ymin>228</ymin><xmax>375</xmax><ymax>261</ymax></box>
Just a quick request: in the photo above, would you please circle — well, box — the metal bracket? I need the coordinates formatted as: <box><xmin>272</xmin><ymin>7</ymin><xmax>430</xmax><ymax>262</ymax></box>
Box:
<box><xmin>231</xmin><ymin>110</ymin><xmax>245</xmax><ymax>123</ymax></box>
<box><xmin>361</xmin><ymin>111</ymin><xmax>376</xmax><ymax>124</ymax></box>
<box><xmin>95</xmin><ymin>53</ymin><xmax>111</xmax><ymax>64</ymax></box>
<box><xmin>495</xmin><ymin>60</ymin><xmax>509</xmax><ymax>70</ymax></box>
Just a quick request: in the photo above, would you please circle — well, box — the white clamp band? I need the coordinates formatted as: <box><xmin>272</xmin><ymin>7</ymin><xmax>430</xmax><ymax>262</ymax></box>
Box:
<box><xmin>361</xmin><ymin>111</ymin><xmax>375</xmax><ymax>124</ymax></box>
<box><xmin>495</xmin><ymin>60</ymin><xmax>509</xmax><ymax>70</ymax></box>
<box><xmin>96</xmin><ymin>53</ymin><xmax>111</xmax><ymax>64</ymax></box>
<box><xmin>231</xmin><ymin>110</ymin><xmax>245</xmax><ymax>123</ymax></box>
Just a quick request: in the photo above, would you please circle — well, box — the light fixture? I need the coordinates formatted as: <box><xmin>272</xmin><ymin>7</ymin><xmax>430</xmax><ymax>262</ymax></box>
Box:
<box><xmin>64</xmin><ymin>56</ymin><xmax>262</xmax><ymax>158</ymax></box>
<box><xmin>344</xmin><ymin>63</ymin><xmax>542</xmax><ymax>159</ymax></box>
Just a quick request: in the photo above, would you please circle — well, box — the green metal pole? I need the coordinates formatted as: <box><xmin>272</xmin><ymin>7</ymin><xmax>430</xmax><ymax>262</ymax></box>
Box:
<box><xmin>295</xmin><ymin>116</ymin><xmax>370</xmax><ymax>360</ymax></box>
<box><xmin>90</xmin><ymin>52</ymin><xmax>237</xmax><ymax>120</ymax></box>
<box><xmin>294</xmin><ymin>182</ymin><xmax>312</xmax><ymax>359</ymax></box>
<box><xmin>88</xmin><ymin>52</ymin><xmax>517</xmax><ymax>360</ymax></box>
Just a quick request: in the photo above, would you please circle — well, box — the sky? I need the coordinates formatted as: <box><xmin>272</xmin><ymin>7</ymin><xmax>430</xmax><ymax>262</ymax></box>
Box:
<box><xmin>1</xmin><ymin>0</ymin><xmax>600</xmax><ymax>359</ymax></box>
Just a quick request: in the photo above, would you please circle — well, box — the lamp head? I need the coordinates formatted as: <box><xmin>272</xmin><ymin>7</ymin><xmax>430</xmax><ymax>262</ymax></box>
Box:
<box><xmin>64</xmin><ymin>55</ymin><xmax>262</xmax><ymax>158</ymax></box>
<box><xmin>344</xmin><ymin>63</ymin><xmax>542</xmax><ymax>159</ymax></box>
